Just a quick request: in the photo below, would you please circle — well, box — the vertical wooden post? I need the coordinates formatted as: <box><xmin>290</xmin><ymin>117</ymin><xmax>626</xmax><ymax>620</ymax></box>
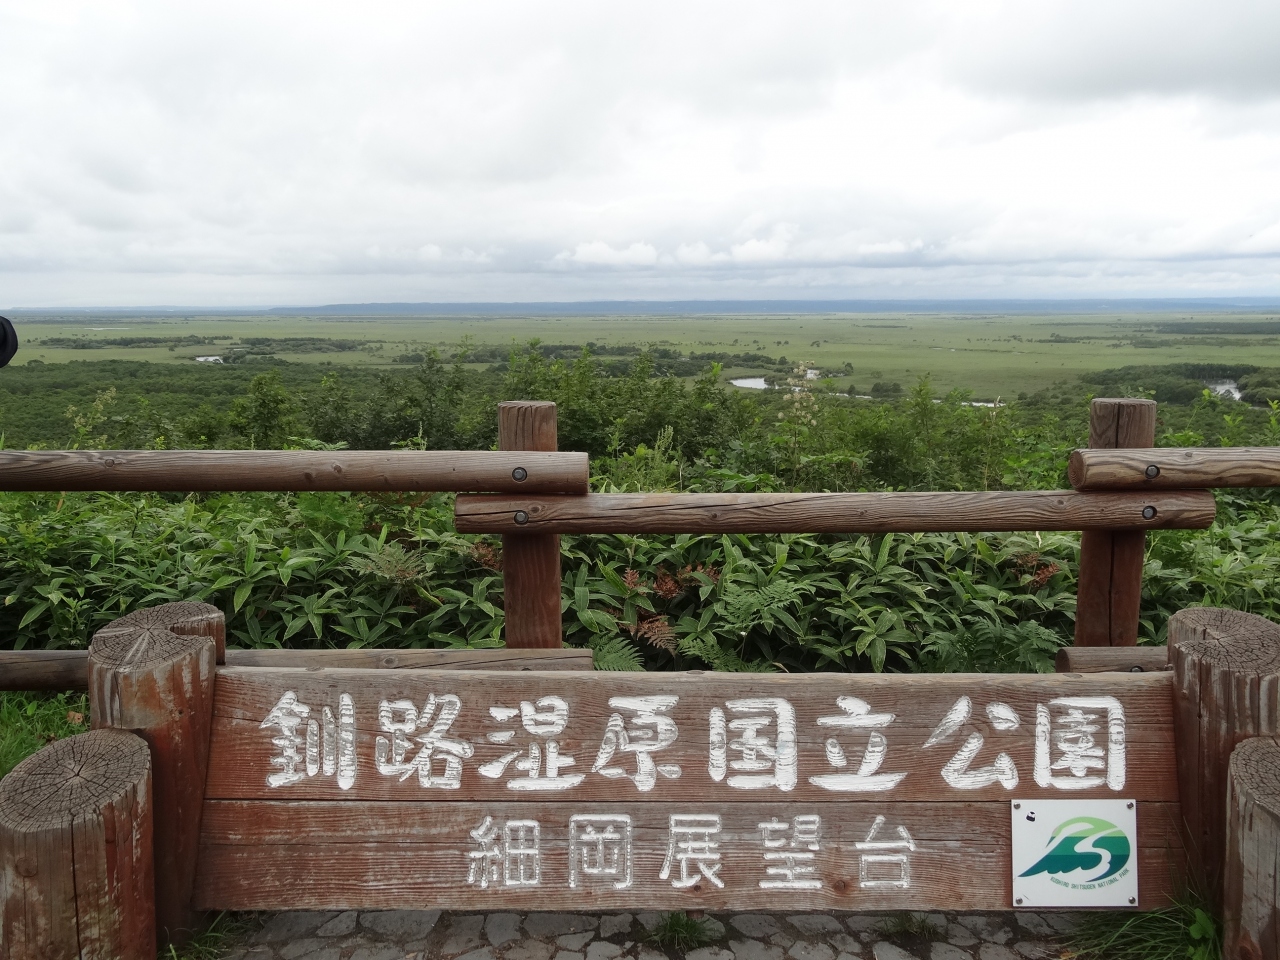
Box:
<box><xmin>0</xmin><ymin>729</ymin><xmax>155</xmax><ymax>960</ymax></box>
<box><xmin>1074</xmin><ymin>397</ymin><xmax>1157</xmax><ymax>646</ymax></box>
<box><xmin>499</xmin><ymin>401</ymin><xmax>563</xmax><ymax>648</ymax></box>
<box><xmin>1170</xmin><ymin>607</ymin><xmax>1280</xmax><ymax>914</ymax></box>
<box><xmin>88</xmin><ymin>602</ymin><xmax>221</xmax><ymax>945</ymax></box>
<box><xmin>1223</xmin><ymin>736</ymin><xmax>1280</xmax><ymax>960</ymax></box>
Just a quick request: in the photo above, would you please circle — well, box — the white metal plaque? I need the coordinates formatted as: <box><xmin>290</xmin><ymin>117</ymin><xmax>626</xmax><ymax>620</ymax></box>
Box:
<box><xmin>1011</xmin><ymin>799</ymin><xmax>1139</xmax><ymax>908</ymax></box>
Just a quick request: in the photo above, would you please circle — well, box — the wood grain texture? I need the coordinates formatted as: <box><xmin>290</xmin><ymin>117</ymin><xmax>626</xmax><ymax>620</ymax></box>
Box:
<box><xmin>0</xmin><ymin>646</ymin><xmax>593</xmax><ymax>692</ymax></box>
<box><xmin>1074</xmin><ymin>529</ymin><xmax>1115</xmax><ymax>648</ymax></box>
<box><xmin>111</xmin><ymin>600</ymin><xmax>226</xmax><ymax>664</ymax></box>
<box><xmin>1169</xmin><ymin>608</ymin><xmax>1280</xmax><ymax>914</ymax></box>
<box><xmin>205</xmin><ymin>667</ymin><xmax>1177</xmax><ymax>803</ymax></box>
<box><xmin>89</xmin><ymin>610</ymin><xmax>218</xmax><ymax>946</ymax></box>
<box><xmin>224</xmin><ymin>647</ymin><xmax>594</xmax><ymax>670</ymax></box>
<box><xmin>193</xmin><ymin>799</ymin><xmax>1182</xmax><ymax>913</ymax></box>
<box><xmin>1070</xmin><ymin>446</ymin><xmax>1280</xmax><ymax>491</ymax></box>
<box><xmin>0</xmin><ymin>730</ymin><xmax>154</xmax><ymax>960</ymax></box>
<box><xmin>0</xmin><ymin>649</ymin><xmax>92</xmax><ymax>691</ymax></box>
<box><xmin>0</xmin><ymin>449</ymin><xmax>588</xmax><ymax>494</ymax></box>
<box><xmin>455</xmin><ymin>489</ymin><xmax>1215</xmax><ymax>534</ymax></box>
<box><xmin>1106</xmin><ymin>529</ymin><xmax>1147</xmax><ymax>646</ymax></box>
<box><xmin>1074</xmin><ymin>399</ymin><xmax>1158</xmax><ymax>648</ymax></box>
<box><xmin>1223</xmin><ymin>737</ymin><xmax>1280</xmax><ymax>960</ymax></box>
<box><xmin>500</xmin><ymin>402</ymin><xmax>563</xmax><ymax>649</ymax></box>
<box><xmin>1088</xmin><ymin>398</ymin><xmax>1158</xmax><ymax>450</ymax></box>
<box><xmin>1056</xmin><ymin>647</ymin><xmax>1169</xmax><ymax>674</ymax></box>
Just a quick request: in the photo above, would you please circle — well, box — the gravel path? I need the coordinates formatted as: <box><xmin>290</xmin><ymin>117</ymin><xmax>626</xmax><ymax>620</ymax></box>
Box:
<box><xmin>223</xmin><ymin>910</ymin><xmax>1078</xmax><ymax>960</ymax></box>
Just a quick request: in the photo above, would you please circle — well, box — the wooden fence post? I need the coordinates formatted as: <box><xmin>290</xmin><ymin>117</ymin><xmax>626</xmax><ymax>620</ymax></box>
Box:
<box><xmin>499</xmin><ymin>401</ymin><xmax>563</xmax><ymax>648</ymax></box>
<box><xmin>1224</xmin><ymin>736</ymin><xmax>1280</xmax><ymax>960</ymax></box>
<box><xmin>1074</xmin><ymin>397</ymin><xmax>1157</xmax><ymax>646</ymax></box>
<box><xmin>0</xmin><ymin>729</ymin><xmax>155</xmax><ymax>959</ymax></box>
<box><xmin>89</xmin><ymin>602</ymin><xmax>221</xmax><ymax>945</ymax></box>
<box><xmin>1170</xmin><ymin>607</ymin><xmax>1280</xmax><ymax>914</ymax></box>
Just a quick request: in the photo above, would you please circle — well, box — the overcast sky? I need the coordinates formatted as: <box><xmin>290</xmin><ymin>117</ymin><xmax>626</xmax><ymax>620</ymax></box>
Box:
<box><xmin>2</xmin><ymin>0</ymin><xmax>1279</xmax><ymax>307</ymax></box>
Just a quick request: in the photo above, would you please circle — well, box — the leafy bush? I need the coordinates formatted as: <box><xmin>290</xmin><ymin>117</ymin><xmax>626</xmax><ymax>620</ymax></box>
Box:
<box><xmin>2</xmin><ymin>350</ymin><xmax>1280</xmax><ymax>677</ymax></box>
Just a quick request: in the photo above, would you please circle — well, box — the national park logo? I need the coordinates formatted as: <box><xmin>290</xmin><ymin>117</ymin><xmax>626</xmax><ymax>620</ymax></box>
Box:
<box><xmin>1018</xmin><ymin>816</ymin><xmax>1132</xmax><ymax>890</ymax></box>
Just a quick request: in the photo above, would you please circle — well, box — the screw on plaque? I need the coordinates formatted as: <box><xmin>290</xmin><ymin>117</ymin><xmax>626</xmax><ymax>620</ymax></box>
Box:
<box><xmin>1142</xmin><ymin>505</ymin><xmax>1157</xmax><ymax>520</ymax></box>
<box><xmin>1145</xmin><ymin>464</ymin><xmax>1160</xmax><ymax>479</ymax></box>
<box><xmin>1128</xmin><ymin>897</ymin><xmax>1137</xmax><ymax>905</ymax></box>
<box><xmin>514</xmin><ymin>510</ymin><xmax>529</xmax><ymax>525</ymax></box>
<box><xmin>512</xmin><ymin>467</ymin><xmax>528</xmax><ymax>482</ymax></box>
<box><xmin>1015</xmin><ymin>897</ymin><xmax>1023</xmax><ymax>906</ymax></box>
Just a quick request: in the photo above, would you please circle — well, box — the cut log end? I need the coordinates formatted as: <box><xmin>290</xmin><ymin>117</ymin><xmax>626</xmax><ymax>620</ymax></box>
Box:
<box><xmin>1225</xmin><ymin>737</ymin><xmax>1280</xmax><ymax>960</ymax></box>
<box><xmin>0</xmin><ymin>729</ymin><xmax>150</xmax><ymax>830</ymax></box>
<box><xmin>0</xmin><ymin>729</ymin><xmax>155</xmax><ymax>959</ymax></box>
<box><xmin>1171</xmin><ymin>607</ymin><xmax>1280</xmax><ymax>923</ymax></box>
<box><xmin>1168</xmin><ymin>607</ymin><xmax>1280</xmax><ymax>675</ymax></box>
<box><xmin>1066</xmin><ymin>449</ymin><xmax>1086</xmax><ymax>489</ymax></box>
<box><xmin>91</xmin><ymin>600</ymin><xmax>224</xmax><ymax>669</ymax></box>
<box><xmin>1230</xmin><ymin>736</ymin><xmax>1280</xmax><ymax>814</ymax></box>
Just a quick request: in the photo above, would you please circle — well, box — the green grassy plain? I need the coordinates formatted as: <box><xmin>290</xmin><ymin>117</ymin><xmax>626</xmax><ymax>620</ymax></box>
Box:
<box><xmin>11</xmin><ymin>310</ymin><xmax>1280</xmax><ymax>399</ymax></box>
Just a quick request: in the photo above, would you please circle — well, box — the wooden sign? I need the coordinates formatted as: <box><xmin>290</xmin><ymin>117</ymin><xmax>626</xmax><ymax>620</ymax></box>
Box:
<box><xmin>196</xmin><ymin>667</ymin><xmax>1182</xmax><ymax>912</ymax></box>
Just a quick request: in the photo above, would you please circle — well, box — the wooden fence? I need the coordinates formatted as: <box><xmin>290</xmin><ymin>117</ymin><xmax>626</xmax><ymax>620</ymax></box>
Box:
<box><xmin>0</xmin><ymin>397</ymin><xmax>1278</xmax><ymax>959</ymax></box>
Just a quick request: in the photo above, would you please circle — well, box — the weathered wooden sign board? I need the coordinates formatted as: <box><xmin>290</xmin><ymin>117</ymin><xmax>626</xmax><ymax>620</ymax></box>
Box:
<box><xmin>195</xmin><ymin>668</ymin><xmax>1181</xmax><ymax>912</ymax></box>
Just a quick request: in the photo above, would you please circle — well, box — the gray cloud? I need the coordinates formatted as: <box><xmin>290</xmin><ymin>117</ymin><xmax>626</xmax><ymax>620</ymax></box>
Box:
<box><xmin>944</xmin><ymin>0</ymin><xmax>1280</xmax><ymax>102</ymax></box>
<box><xmin>0</xmin><ymin>1</ymin><xmax>1277</xmax><ymax>306</ymax></box>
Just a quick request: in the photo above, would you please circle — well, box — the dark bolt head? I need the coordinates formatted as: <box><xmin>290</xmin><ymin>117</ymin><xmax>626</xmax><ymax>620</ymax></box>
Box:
<box><xmin>512</xmin><ymin>467</ymin><xmax>528</xmax><ymax>482</ymax></box>
<box><xmin>513</xmin><ymin>510</ymin><xmax>529</xmax><ymax>525</ymax></box>
<box><xmin>1145</xmin><ymin>464</ymin><xmax>1160</xmax><ymax>479</ymax></box>
<box><xmin>1129</xmin><ymin>897</ymin><xmax>1137</xmax><ymax>905</ymax></box>
<box><xmin>1015</xmin><ymin>897</ymin><xmax>1023</xmax><ymax>906</ymax></box>
<box><xmin>1142</xmin><ymin>505</ymin><xmax>1157</xmax><ymax>520</ymax></box>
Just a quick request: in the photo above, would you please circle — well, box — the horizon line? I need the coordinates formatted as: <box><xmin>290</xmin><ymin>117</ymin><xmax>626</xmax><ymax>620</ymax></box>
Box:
<box><xmin>8</xmin><ymin>295</ymin><xmax>1280</xmax><ymax>317</ymax></box>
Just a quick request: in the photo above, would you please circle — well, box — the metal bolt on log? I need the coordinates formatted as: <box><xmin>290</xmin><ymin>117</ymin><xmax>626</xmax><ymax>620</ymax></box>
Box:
<box><xmin>1075</xmin><ymin>397</ymin><xmax>1157</xmax><ymax>646</ymax></box>
<box><xmin>499</xmin><ymin>401</ymin><xmax>563</xmax><ymax>648</ymax></box>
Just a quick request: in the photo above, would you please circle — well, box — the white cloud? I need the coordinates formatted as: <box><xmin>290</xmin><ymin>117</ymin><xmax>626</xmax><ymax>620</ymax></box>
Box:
<box><xmin>0</xmin><ymin>0</ymin><xmax>1277</xmax><ymax>305</ymax></box>
<box><xmin>557</xmin><ymin>242</ymin><xmax>659</xmax><ymax>267</ymax></box>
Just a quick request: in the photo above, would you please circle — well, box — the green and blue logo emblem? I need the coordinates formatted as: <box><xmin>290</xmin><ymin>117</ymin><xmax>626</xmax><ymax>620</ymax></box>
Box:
<box><xmin>1018</xmin><ymin>816</ymin><xmax>1131</xmax><ymax>887</ymax></box>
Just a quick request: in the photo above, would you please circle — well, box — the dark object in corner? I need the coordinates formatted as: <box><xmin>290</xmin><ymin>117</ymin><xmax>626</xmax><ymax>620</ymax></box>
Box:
<box><xmin>0</xmin><ymin>316</ymin><xmax>17</xmax><ymax>367</ymax></box>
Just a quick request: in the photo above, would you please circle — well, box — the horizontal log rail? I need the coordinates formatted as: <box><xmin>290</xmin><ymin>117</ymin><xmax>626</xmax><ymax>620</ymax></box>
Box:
<box><xmin>1055</xmin><ymin>646</ymin><xmax>1170</xmax><ymax>673</ymax></box>
<box><xmin>454</xmin><ymin>489</ymin><xmax>1217</xmax><ymax>534</ymax></box>
<box><xmin>0</xmin><ymin>646</ymin><xmax>593</xmax><ymax>692</ymax></box>
<box><xmin>1070</xmin><ymin>446</ymin><xmax>1280</xmax><ymax>490</ymax></box>
<box><xmin>0</xmin><ymin>449</ymin><xmax>589</xmax><ymax>494</ymax></box>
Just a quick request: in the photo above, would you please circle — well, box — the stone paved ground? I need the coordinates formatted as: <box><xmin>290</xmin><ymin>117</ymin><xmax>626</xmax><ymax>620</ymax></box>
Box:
<box><xmin>223</xmin><ymin>910</ymin><xmax>1079</xmax><ymax>960</ymax></box>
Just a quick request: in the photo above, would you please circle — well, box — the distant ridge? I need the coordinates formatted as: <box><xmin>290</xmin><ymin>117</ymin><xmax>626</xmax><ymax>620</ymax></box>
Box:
<box><xmin>10</xmin><ymin>297</ymin><xmax>1280</xmax><ymax>317</ymax></box>
<box><xmin>266</xmin><ymin>298</ymin><xmax>1280</xmax><ymax>317</ymax></box>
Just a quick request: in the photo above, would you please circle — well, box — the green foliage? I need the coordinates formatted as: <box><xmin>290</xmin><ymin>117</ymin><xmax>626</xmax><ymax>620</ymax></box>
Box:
<box><xmin>643</xmin><ymin>912</ymin><xmax>714</xmax><ymax>951</ymax></box>
<box><xmin>160</xmin><ymin>912</ymin><xmax>264</xmax><ymax>960</ymax></box>
<box><xmin>2</xmin><ymin>350</ymin><xmax>1280</xmax><ymax>677</ymax></box>
<box><xmin>1067</xmin><ymin>889</ymin><xmax>1221</xmax><ymax>960</ymax></box>
<box><xmin>0</xmin><ymin>692</ymin><xmax>89</xmax><ymax>779</ymax></box>
<box><xmin>0</xmin><ymin>488</ymin><xmax>497</xmax><ymax>652</ymax></box>
<box><xmin>229</xmin><ymin>370</ymin><xmax>299</xmax><ymax>448</ymax></box>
